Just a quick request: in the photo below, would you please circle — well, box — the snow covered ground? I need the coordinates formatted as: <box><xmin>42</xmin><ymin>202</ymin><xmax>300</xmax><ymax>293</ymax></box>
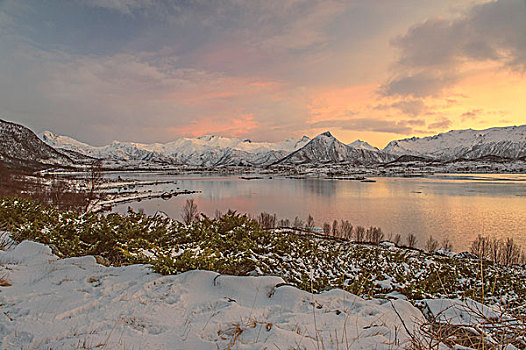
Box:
<box><xmin>0</xmin><ymin>241</ymin><xmax>426</xmax><ymax>349</ymax></box>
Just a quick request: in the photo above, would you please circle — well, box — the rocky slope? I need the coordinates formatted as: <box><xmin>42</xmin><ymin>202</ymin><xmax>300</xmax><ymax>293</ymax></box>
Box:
<box><xmin>41</xmin><ymin>131</ymin><xmax>311</xmax><ymax>167</ymax></box>
<box><xmin>0</xmin><ymin>119</ymin><xmax>74</xmax><ymax>168</ymax></box>
<box><xmin>275</xmin><ymin>132</ymin><xmax>395</xmax><ymax>165</ymax></box>
<box><xmin>384</xmin><ymin>125</ymin><xmax>526</xmax><ymax>160</ymax></box>
<box><xmin>3</xmin><ymin>119</ymin><xmax>525</xmax><ymax>169</ymax></box>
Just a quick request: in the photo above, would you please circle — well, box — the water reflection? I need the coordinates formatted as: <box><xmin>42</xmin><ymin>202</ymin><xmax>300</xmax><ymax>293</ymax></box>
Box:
<box><xmin>114</xmin><ymin>174</ymin><xmax>526</xmax><ymax>251</ymax></box>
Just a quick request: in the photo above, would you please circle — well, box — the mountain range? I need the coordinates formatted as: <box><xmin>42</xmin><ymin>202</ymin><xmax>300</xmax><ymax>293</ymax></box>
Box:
<box><xmin>1</xmin><ymin>119</ymin><xmax>525</xmax><ymax>169</ymax></box>
<box><xmin>0</xmin><ymin>119</ymin><xmax>74</xmax><ymax>168</ymax></box>
<box><xmin>384</xmin><ymin>126</ymin><xmax>526</xmax><ymax>160</ymax></box>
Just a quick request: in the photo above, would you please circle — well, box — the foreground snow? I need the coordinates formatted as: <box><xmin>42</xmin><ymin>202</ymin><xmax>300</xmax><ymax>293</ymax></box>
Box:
<box><xmin>0</xmin><ymin>241</ymin><xmax>425</xmax><ymax>349</ymax></box>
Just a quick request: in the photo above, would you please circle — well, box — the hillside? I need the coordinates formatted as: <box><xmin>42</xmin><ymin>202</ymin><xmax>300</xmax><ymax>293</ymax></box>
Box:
<box><xmin>276</xmin><ymin>131</ymin><xmax>395</xmax><ymax>165</ymax></box>
<box><xmin>348</xmin><ymin>139</ymin><xmax>380</xmax><ymax>152</ymax></box>
<box><xmin>384</xmin><ymin>125</ymin><xmax>526</xmax><ymax>160</ymax></box>
<box><xmin>41</xmin><ymin>131</ymin><xmax>311</xmax><ymax>167</ymax></box>
<box><xmin>1</xmin><ymin>198</ymin><xmax>524</xmax><ymax>349</ymax></box>
<box><xmin>2</xmin><ymin>120</ymin><xmax>525</xmax><ymax>169</ymax></box>
<box><xmin>0</xmin><ymin>240</ymin><xmax>422</xmax><ymax>349</ymax></box>
<box><xmin>0</xmin><ymin>119</ymin><xmax>74</xmax><ymax>168</ymax></box>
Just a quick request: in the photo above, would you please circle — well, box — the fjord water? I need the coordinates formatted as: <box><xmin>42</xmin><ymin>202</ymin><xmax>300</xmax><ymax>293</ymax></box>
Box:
<box><xmin>115</xmin><ymin>173</ymin><xmax>526</xmax><ymax>251</ymax></box>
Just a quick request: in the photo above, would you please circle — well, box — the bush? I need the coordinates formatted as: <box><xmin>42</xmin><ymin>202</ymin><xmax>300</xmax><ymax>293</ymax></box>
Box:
<box><xmin>407</xmin><ymin>233</ymin><xmax>418</xmax><ymax>248</ymax></box>
<box><xmin>1</xmin><ymin>196</ymin><xmax>525</xmax><ymax>311</ymax></box>
<box><xmin>471</xmin><ymin>235</ymin><xmax>525</xmax><ymax>266</ymax></box>
<box><xmin>425</xmin><ymin>236</ymin><xmax>439</xmax><ymax>252</ymax></box>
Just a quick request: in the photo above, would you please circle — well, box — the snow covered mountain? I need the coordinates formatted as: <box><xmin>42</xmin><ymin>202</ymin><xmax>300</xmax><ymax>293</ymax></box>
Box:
<box><xmin>348</xmin><ymin>139</ymin><xmax>380</xmax><ymax>152</ymax></box>
<box><xmin>383</xmin><ymin>125</ymin><xmax>526</xmax><ymax>161</ymax></box>
<box><xmin>41</xmin><ymin>131</ymin><xmax>311</xmax><ymax>167</ymax></box>
<box><xmin>4</xmin><ymin>120</ymin><xmax>523</xmax><ymax>169</ymax></box>
<box><xmin>275</xmin><ymin>131</ymin><xmax>395</xmax><ymax>165</ymax></box>
<box><xmin>40</xmin><ymin>132</ymin><xmax>177</xmax><ymax>165</ymax></box>
<box><xmin>0</xmin><ymin>120</ymin><xmax>74</xmax><ymax>168</ymax></box>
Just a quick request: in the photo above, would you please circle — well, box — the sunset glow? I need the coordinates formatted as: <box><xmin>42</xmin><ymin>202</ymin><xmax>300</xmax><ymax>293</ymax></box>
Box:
<box><xmin>1</xmin><ymin>0</ymin><xmax>524</xmax><ymax>147</ymax></box>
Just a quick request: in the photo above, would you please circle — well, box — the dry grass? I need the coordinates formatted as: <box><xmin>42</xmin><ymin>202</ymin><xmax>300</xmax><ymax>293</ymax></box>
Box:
<box><xmin>0</xmin><ymin>230</ymin><xmax>13</xmax><ymax>287</ymax></box>
<box><xmin>0</xmin><ymin>229</ymin><xmax>17</xmax><ymax>251</ymax></box>
<box><xmin>217</xmin><ymin>318</ymin><xmax>276</xmax><ymax>349</ymax></box>
<box><xmin>0</xmin><ymin>276</ymin><xmax>11</xmax><ymax>287</ymax></box>
<box><xmin>408</xmin><ymin>303</ymin><xmax>526</xmax><ymax>349</ymax></box>
<box><xmin>0</xmin><ymin>162</ymin><xmax>90</xmax><ymax>212</ymax></box>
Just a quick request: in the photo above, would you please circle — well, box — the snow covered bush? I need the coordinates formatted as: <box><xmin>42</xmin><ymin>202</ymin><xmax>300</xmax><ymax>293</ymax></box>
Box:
<box><xmin>1</xmin><ymin>196</ymin><xmax>526</xmax><ymax>314</ymax></box>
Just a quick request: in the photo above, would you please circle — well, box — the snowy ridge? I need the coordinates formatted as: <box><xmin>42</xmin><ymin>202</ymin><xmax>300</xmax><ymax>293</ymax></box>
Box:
<box><xmin>0</xmin><ymin>240</ymin><xmax>423</xmax><ymax>349</ymax></box>
<box><xmin>383</xmin><ymin>125</ymin><xmax>526</xmax><ymax>160</ymax></box>
<box><xmin>0</xmin><ymin>120</ymin><xmax>74</xmax><ymax>167</ymax></box>
<box><xmin>41</xmin><ymin>131</ymin><xmax>311</xmax><ymax>166</ymax></box>
<box><xmin>276</xmin><ymin>131</ymin><xmax>395</xmax><ymax>165</ymax></box>
<box><xmin>6</xmin><ymin>121</ymin><xmax>525</xmax><ymax>168</ymax></box>
<box><xmin>348</xmin><ymin>139</ymin><xmax>380</xmax><ymax>152</ymax></box>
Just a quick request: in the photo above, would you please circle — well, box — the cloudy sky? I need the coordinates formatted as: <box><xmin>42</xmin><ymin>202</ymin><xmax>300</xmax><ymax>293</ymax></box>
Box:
<box><xmin>1</xmin><ymin>0</ymin><xmax>525</xmax><ymax>147</ymax></box>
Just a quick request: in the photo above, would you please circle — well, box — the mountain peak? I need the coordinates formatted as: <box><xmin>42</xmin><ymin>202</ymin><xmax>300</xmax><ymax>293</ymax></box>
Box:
<box><xmin>41</xmin><ymin>130</ymin><xmax>57</xmax><ymax>141</ymax></box>
<box><xmin>348</xmin><ymin>139</ymin><xmax>379</xmax><ymax>152</ymax></box>
<box><xmin>383</xmin><ymin>124</ymin><xmax>526</xmax><ymax>160</ymax></box>
<box><xmin>318</xmin><ymin>131</ymin><xmax>333</xmax><ymax>138</ymax></box>
<box><xmin>0</xmin><ymin>119</ymin><xmax>73</xmax><ymax>168</ymax></box>
<box><xmin>197</xmin><ymin>135</ymin><xmax>220</xmax><ymax>141</ymax></box>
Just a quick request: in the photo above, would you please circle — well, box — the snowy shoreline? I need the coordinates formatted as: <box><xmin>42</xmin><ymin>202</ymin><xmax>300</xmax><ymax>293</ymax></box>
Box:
<box><xmin>1</xmin><ymin>235</ymin><xmax>524</xmax><ymax>349</ymax></box>
<box><xmin>0</xmin><ymin>241</ymin><xmax>424</xmax><ymax>349</ymax></box>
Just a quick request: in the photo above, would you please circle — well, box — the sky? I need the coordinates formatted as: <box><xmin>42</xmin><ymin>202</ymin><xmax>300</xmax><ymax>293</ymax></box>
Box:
<box><xmin>1</xmin><ymin>0</ymin><xmax>525</xmax><ymax>148</ymax></box>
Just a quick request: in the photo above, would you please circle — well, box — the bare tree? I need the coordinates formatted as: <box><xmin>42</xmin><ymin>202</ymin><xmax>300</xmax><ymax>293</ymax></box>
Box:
<box><xmin>374</xmin><ymin>227</ymin><xmax>384</xmax><ymax>244</ymax></box>
<box><xmin>214</xmin><ymin>209</ymin><xmax>223</xmax><ymax>220</ymax></box>
<box><xmin>407</xmin><ymin>233</ymin><xmax>418</xmax><ymax>248</ymax></box>
<box><xmin>182</xmin><ymin>198</ymin><xmax>199</xmax><ymax>225</ymax></box>
<box><xmin>258</xmin><ymin>212</ymin><xmax>277</xmax><ymax>230</ymax></box>
<box><xmin>332</xmin><ymin>219</ymin><xmax>339</xmax><ymax>237</ymax></box>
<box><xmin>88</xmin><ymin>159</ymin><xmax>103</xmax><ymax>201</ymax></box>
<box><xmin>471</xmin><ymin>235</ymin><xmax>489</xmax><ymax>258</ymax></box>
<box><xmin>278</xmin><ymin>218</ymin><xmax>290</xmax><ymax>227</ymax></box>
<box><xmin>393</xmin><ymin>234</ymin><xmax>402</xmax><ymax>246</ymax></box>
<box><xmin>323</xmin><ymin>222</ymin><xmax>331</xmax><ymax>235</ymax></box>
<box><xmin>425</xmin><ymin>236</ymin><xmax>439</xmax><ymax>252</ymax></box>
<box><xmin>355</xmin><ymin>226</ymin><xmax>365</xmax><ymax>242</ymax></box>
<box><xmin>441</xmin><ymin>237</ymin><xmax>453</xmax><ymax>251</ymax></box>
<box><xmin>0</xmin><ymin>162</ymin><xmax>11</xmax><ymax>188</ymax></box>
<box><xmin>293</xmin><ymin>216</ymin><xmax>304</xmax><ymax>229</ymax></box>
<box><xmin>470</xmin><ymin>235</ymin><xmax>524</xmax><ymax>266</ymax></box>
<box><xmin>305</xmin><ymin>214</ymin><xmax>315</xmax><ymax>232</ymax></box>
<box><xmin>49</xmin><ymin>177</ymin><xmax>67</xmax><ymax>208</ymax></box>
<box><xmin>340</xmin><ymin>220</ymin><xmax>353</xmax><ymax>240</ymax></box>
<box><xmin>365</xmin><ymin>226</ymin><xmax>384</xmax><ymax>244</ymax></box>
<box><xmin>501</xmin><ymin>238</ymin><xmax>521</xmax><ymax>266</ymax></box>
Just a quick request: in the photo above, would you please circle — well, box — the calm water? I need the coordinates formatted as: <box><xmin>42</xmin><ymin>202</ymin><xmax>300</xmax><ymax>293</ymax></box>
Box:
<box><xmin>114</xmin><ymin>173</ymin><xmax>526</xmax><ymax>251</ymax></box>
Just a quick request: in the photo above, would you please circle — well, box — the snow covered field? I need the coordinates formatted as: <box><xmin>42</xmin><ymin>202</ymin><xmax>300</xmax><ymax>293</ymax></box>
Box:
<box><xmin>0</xmin><ymin>241</ymin><xmax>426</xmax><ymax>349</ymax></box>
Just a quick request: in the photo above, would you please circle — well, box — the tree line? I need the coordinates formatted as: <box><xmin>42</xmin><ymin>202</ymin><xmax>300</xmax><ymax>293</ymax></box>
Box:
<box><xmin>181</xmin><ymin>199</ymin><xmax>526</xmax><ymax>266</ymax></box>
<box><xmin>0</xmin><ymin>160</ymin><xmax>103</xmax><ymax>212</ymax></box>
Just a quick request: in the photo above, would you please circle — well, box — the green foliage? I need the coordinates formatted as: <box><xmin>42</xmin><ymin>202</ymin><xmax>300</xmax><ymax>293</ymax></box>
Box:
<box><xmin>1</xmin><ymin>196</ymin><xmax>525</xmax><ymax>312</ymax></box>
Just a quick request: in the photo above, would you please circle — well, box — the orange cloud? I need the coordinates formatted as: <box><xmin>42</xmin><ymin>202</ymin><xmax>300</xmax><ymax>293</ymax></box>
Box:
<box><xmin>307</xmin><ymin>84</ymin><xmax>377</xmax><ymax>123</ymax></box>
<box><xmin>174</xmin><ymin>113</ymin><xmax>259</xmax><ymax>138</ymax></box>
<box><xmin>169</xmin><ymin>76</ymin><xmax>282</xmax><ymax>107</ymax></box>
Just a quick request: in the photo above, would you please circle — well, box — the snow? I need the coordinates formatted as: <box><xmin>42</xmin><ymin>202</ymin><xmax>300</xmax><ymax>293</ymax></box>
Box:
<box><xmin>0</xmin><ymin>240</ymin><xmax>425</xmax><ymax>349</ymax></box>
<box><xmin>348</xmin><ymin>139</ymin><xmax>380</xmax><ymax>152</ymax></box>
<box><xmin>37</xmin><ymin>124</ymin><xmax>526</xmax><ymax>168</ymax></box>
<box><xmin>40</xmin><ymin>131</ymin><xmax>312</xmax><ymax>167</ymax></box>
<box><xmin>420</xmin><ymin>299</ymin><xmax>501</xmax><ymax>326</ymax></box>
<box><xmin>277</xmin><ymin>131</ymin><xmax>394</xmax><ymax>165</ymax></box>
<box><xmin>0</xmin><ymin>119</ymin><xmax>73</xmax><ymax>167</ymax></box>
<box><xmin>383</xmin><ymin>125</ymin><xmax>526</xmax><ymax>160</ymax></box>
